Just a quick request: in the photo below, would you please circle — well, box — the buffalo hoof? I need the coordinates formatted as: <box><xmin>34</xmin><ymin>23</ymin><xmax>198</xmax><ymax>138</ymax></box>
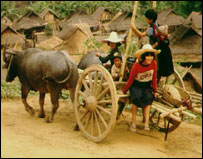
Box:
<box><xmin>26</xmin><ymin>107</ymin><xmax>35</xmax><ymax>116</ymax></box>
<box><xmin>45</xmin><ymin>116</ymin><xmax>52</xmax><ymax>123</ymax></box>
<box><xmin>38</xmin><ymin>113</ymin><xmax>45</xmax><ymax>118</ymax></box>
<box><xmin>74</xmin><ymin>124</ymin><xmax>80</xmax><ymax>131</ymax></box>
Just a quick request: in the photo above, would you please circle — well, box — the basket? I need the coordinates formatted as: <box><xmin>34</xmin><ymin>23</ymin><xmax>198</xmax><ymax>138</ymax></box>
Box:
<box><xmin>162</xmin><ymin>85</ymin><xmax>191</xmax><ymax>107</ymax></box>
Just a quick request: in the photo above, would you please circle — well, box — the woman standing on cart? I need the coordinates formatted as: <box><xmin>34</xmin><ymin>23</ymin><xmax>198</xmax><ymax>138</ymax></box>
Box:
<box><xmin>131</xmin><ymin>9</ymin><xmax>174</xmax><ymax>85</ymax></box>
<box><xmin>122</xmin><ymin>44</ymin><xmax>160</xmax><ymax>132</ymax></box>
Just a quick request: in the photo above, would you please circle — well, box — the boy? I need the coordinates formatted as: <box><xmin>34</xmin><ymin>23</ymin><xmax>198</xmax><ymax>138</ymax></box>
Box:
<box><xmin>111</xmin><ymin>53</ymin><xmax>122</xmax><ymax>81</ymax></box>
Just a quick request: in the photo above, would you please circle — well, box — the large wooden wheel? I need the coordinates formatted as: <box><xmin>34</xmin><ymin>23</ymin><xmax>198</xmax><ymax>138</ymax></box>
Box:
<box><xmin>74</xmin><ymin>64</ymin><xmax>118</xmax><ymax>142</ymax></box>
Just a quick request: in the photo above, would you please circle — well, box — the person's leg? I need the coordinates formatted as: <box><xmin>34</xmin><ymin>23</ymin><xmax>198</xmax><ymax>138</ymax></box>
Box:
<box><xmin>143</xmin><ymin>105</ymin><xmax>150</xmax><ymax>130</ymax></box>
<box><xmin>132</xmin><ymin>104</ymin><xmax>137</xmax><ymax>128</ymax></box>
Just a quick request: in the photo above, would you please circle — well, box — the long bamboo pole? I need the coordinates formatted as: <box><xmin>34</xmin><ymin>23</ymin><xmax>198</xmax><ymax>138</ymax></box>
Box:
<box><xmin>152</xmin><ymin>1</ymin><xmax>157</xmax><ymax>10</ymax></box>
<box><xmin>119</xmin><ymin>1</ymin><xmax>138</xmax><ymax>82</ymax></box>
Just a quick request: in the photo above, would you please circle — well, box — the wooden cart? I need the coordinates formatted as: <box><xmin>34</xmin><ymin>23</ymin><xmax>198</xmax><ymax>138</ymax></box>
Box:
<box><xmin>74</xmin><ymin>63</ymin><xmax>202</xmax><ymax>142</ymax></box>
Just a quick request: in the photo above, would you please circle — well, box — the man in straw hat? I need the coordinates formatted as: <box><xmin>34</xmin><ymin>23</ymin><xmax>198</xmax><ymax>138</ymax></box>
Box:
<box><xmin>96</xmin><ymin>31</ymin><xmax>123</xmax><ymax>68</ymax></box>
<box><xmin>131</xmin><ymin>9</ymin><xmax>174</xmax><ymax>85</ymax></box>
<box><xmin>122</xmin><ymin>44</ymin><xmax>160</xmax><ymax>132</ymax></box>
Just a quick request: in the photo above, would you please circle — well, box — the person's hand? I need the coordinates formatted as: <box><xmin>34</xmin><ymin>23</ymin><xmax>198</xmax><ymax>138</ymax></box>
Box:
<box><xmin>95</xmin><ymin>52</ymin><xmax>100</xmax><ymax>57</ymax></box>
<box><xmin>118</xmin><ymin>91</ymin><xmax>124</xmax><ymax>95</ymax></box>
<box><xmin>118</xmin><ymin>73</ymin><xmax>122</xmax><ymax>77</ymax></box>
<box><xmin>154</xmin><ymin>92</ymin><xmax>159</xmax><ymax>99</ymax></box>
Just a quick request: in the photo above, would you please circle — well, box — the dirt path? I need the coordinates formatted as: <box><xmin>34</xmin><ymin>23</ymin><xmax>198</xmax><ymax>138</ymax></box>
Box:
<box><xmin>1</xmin><ymin>95</ymin><xmax>202</xmax><ymax>158</ymax></box>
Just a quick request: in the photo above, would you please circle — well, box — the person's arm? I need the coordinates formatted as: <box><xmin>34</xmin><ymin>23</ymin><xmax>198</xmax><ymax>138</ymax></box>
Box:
<box><xmin>122</xmin><ymin>63</ymin><xmax>137</xmax><ymax>94</ymax></box>
<box><xmin>98</xmin><ymin>53</ymin><xmax>111</xmax><ymax>64</ymax></box>
<box><xmin>131</xmin><ymin>23</ymin><xmax>147</xmax><ymax>37</ymax></box>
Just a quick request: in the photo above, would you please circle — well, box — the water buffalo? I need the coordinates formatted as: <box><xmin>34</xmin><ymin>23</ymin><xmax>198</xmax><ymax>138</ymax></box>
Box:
<box><xmin>4</xmin><ymin>48</ymin><xmax>79</xmax><ymax>122</ymax></box>
<box><xmin>78</xmin><ymin>50</ymin><xmax>109</xmax><ymax>70</ymax></box>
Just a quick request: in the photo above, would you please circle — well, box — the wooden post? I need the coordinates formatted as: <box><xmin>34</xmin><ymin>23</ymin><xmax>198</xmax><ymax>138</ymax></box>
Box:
<box><xmin>152</xmin><ymin>1</ymin><xmax>156</xmax><ymax>10</ymax></box>
<box><xmin>119</xmin><ymin>1</ymin><xmax>138</xmax><ymax>82</ymax></box>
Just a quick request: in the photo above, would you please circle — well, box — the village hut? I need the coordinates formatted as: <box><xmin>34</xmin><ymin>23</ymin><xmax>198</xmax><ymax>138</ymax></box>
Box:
<box><xmin>184</xmin><ymin>12</ymin><xmax>202</xmax><ymax>36</ymax></box>
<box><xmin>39</xmin><ymin>8</ymin><xmax>61</xmax><ymax>32</ymax></box>
<box><xmin>1</xmin><ymin>16</ymin><xmax>12</xmax><ymax>26</ymax></box>
<box><xmin>13</xmin><ymin>10</ymin><xmax>46</xmax><ymax>39</ymax></box>
<box><xmin>157</xmin><ymin>9</ymin><xmax>185</xmax><ymax>34</ymax></box>
<box><xmin>56</xmin><ymin>23</ymin><xmax>93</xmax><ymax>63</ymax></box>
<box><xmin>91</xmin><ymin>7</ymin><xmax>113</xmax><ymax>23</ymax></box>
<box><xmin>60</xmin><ymin>9</ymin><xmax>99</xmax><ymax>32</ymax></box>
<box><xmin>37</xmin><ymin>36</ymin><xmax>63</xmax><ymax>50</ymax></box>
<box><xmin>109</xmin><ymin>11</ymin><xmax>146</xmax><ymax>33</ymax></box>
<box><xmin>1</xmin><ymin>25</ymin><xmax>29</xmax><ymax>51</ymax></box>
<box><xmin>169</xmin><ymin>24</ymin><xmax>202</xmax><ymax>63</ymax></box>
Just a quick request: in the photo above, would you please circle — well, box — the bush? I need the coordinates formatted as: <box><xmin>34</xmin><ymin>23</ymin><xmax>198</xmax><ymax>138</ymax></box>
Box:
<box><xmin>1</xmin><ymin>80</ymin><xmax>38</xmax><ymax>99</ymax></box>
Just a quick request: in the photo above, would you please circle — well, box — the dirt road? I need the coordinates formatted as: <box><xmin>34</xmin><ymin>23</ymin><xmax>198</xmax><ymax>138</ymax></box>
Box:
<box><xmin>1</xmin><ymin>95</ymin><xmax>202</xmax><ymax>158</ymax></box>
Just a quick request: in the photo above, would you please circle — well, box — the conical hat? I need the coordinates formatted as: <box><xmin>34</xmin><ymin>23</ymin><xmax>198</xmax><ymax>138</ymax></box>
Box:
<box><xmin>134</xmin><ymin>44</ymin><xmax>160</xmax><ymax>59</ymax></box>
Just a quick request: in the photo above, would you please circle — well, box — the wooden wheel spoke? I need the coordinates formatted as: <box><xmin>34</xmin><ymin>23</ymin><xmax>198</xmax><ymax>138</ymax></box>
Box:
<box><xmin>96</xmin><ymin>86</ymin><xmax>110</xmax><ymax>101</ymax></box>
<box><xmin>93</xmin><ymin>71</ymin><xmax>98</xmax><ymax>94</ymax></box>
<box><xmin>88</xmin><ymin>72</ymin><xmax>93</xmax><ymax>92</ymax></box>
<box><xmin>79</xmin><ymin>91</ymin><xmax>86</xmax><ymax>99</ymax></box>
<box><xmin>90</xmin><ymin>112</ymin><xmax>94</xmax><ymax>135</ymax></box>
<box><xmin>82</xmin><ymin>79</ymin><xmax>90</xmax><ymax>91</ymax></box>
<box><xmin>98</xmin><ymin>100</ymin><xmax>112</xmax><ymax>105</ymax></box>
<box><xmin>93</xmin><ymin>112</ymin><xmax>101</xmax><ymax>136</ymax></box>
<box><xmin>80</xmin><ymin>110</ymin><xmax>89</xmax><ymax>121</ymax></box>
<box><xmin>97</xmin><ymin>105</ymin><xmax>111</xmax><ymax>116</ymax></box>
<box><xmin>95</xmin><ymin>76</ymin><xmax>104</xmax><ymax>96</ymax></box>
<box><xmin>95</xmin><ymin>109</ymin><xmax>108</xmax><ymax>128</ymax></box>
<box><xmin>84</xmin><ymin>112</ymin><xmax>91</xmax><ymax>130</ymax></box>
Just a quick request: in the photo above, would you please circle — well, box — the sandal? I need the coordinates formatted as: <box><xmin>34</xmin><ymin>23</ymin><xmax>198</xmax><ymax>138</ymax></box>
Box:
<box><xmin>130</xmin><ymin>125</ymin><xmax>137</xmax><ymax>132</ymax></box>
<box><xmin>144</xmin><ymin>125</ymin><xmax>150</xmax><ymax>131</ymax></box>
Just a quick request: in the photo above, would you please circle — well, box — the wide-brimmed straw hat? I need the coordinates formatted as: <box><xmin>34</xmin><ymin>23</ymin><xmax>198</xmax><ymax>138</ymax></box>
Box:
<box><xmin>103</xmin><ymin>32</ymin><xmax>124</xmax><ymax>43</ymax></box>
<box><xmin>135</xmin><ymin>44</ymin><xmax>161</xmax><ymax>59</ymax></box>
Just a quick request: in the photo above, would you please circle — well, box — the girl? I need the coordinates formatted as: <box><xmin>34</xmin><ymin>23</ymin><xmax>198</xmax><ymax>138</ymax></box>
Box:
<box><xmin>131</xmin><ymin>9</ymin><xmax>174</xmax><ymax>85</ymax></box>
<box><xmin>122</xmin><ymin>44</ymin><xmax>160</xmax><ymax>132</ymax></box>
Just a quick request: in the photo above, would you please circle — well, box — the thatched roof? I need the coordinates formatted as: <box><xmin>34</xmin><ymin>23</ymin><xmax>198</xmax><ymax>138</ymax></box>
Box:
<box><xmin>91</xmin><ymin>7</ymin><xmax>112</xmax><ymax>20</ymax></box>
<box><xmin>1</xmin><ymin>16</ymin><xmax>12</xmax><ymax>26</ymax></box>
<box><xmin>109</xmin><ymin>11</ymin><xmax>145</xmax><ymax>32</ymax></box>
<box><xmin>39</xmin><ymin>8</ymin><xmax>60</xmax><ymax>19</ymax></box>
<box><xmin>170</xmin><ymin>24</ymin><xmax>202</xmax><ymax>55</ymax></box>
<box><xmin>59</xmin><ymin>9</ymin><xmax>99</xmax><ymax>31</ymax></box>
<box><xmin>38</xmin><ymin>36</ymin><xmax>63</xmax><ymax>50</ymax></box>
<box><xmin>13</xmin><ymin>10</ymin><xmax>46</xmax><ymax>31</ymax></box>
<box><xmin>1</xmin><ymin>25</ymin><xmax>26</xmax><ymax>45</ymax></box>
<box><xmin>184</xmin><ymin>12</ymin><xmax>202</xmax><ymax>36</ymax></box>
<box><xmin>157</xmin><ymin>9</ymin><xmax>185</xmax><ymax>26</ymax></box>
<box><xmin>57</xmin><ymin>23</ymin><xmax>92</xmax><ymax>40</ymax></box>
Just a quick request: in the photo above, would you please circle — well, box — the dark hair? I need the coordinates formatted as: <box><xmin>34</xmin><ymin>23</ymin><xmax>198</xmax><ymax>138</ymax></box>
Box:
<box><xmin>145</xmin><ymin>9</ymin><xmax>157</xmax><ymax>23</ymax></box>
<box><xmin>140</xmin><ymin>52</ymin><xmax>155</xmax><ymax>62</ymax></box>
<box><xmin>107</xmin><ymin>41</ymin><xmax>121</xmax><ymax>47</ymax></box>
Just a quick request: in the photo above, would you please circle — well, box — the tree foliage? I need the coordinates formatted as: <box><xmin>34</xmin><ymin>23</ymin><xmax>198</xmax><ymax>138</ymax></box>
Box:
<box><xmin>1</xmin><ymin>1</ymin><xmax>202</xmax><ymax>20</ymax></box>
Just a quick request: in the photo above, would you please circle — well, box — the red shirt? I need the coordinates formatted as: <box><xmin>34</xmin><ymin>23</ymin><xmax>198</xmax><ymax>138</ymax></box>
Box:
<box><xmin>122</xmin><ymin>60</ymin><xmax>157</xmax><ymax>94</ymax></box>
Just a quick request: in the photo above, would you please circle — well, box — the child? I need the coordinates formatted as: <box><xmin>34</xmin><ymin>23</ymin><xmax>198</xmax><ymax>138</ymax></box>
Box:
<box><xmin>96</xmin><ymin>32</ymin><xmax>123</xmax><ymax>68</ymax></box>
<box><xmin>122</xmin><ymin>44</ymin><xmax>160</xmax><ymax>132</ymax></box>
<box><xmin>130</xmin><ymin>9</ymin><xmax>174</xmax><ymax>85</ymax></box>
<box><xmin>111</xmin><ymin>52</ymin><xmax>122</xmax><ymax>81</ymax></box>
